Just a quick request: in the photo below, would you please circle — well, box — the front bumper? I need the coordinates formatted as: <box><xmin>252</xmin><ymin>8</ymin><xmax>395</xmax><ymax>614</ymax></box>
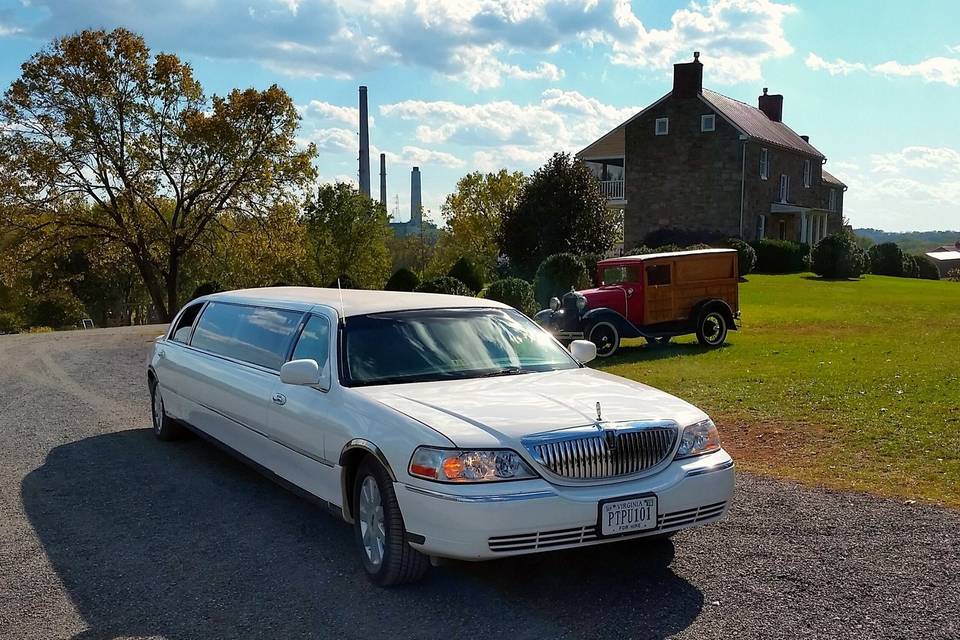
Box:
<box><xmin>394</xmin><ymin>449</ymin><xmax>735</xmax><ymax>560</ymax></box>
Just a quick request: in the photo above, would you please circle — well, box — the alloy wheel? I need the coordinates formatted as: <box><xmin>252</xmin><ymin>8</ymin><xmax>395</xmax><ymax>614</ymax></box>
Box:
<box><xmin>358</xmin><ymin>475</ymin><xmax>386</xmax><ymax>567</ymax></box>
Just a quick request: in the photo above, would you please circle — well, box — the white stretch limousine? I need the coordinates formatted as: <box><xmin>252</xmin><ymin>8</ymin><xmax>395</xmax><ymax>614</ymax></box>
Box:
<box><xmin>148</xmin><ymin>287</ymin><xmax>734</xmax><ymax>585</ymax></box>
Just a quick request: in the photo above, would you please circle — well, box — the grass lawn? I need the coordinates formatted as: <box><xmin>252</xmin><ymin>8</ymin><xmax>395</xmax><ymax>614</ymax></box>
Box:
<box><xmin>595</xmin><ymin>273</ymin><xmax>960</xmax><ymax>508</ymax></box>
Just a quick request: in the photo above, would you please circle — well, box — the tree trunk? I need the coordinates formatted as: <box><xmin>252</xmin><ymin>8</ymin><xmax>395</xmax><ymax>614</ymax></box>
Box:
<box><xmin>165</xmin><ymin>251</ymin><xmax>180</xmax><ymax>322</ymax></box>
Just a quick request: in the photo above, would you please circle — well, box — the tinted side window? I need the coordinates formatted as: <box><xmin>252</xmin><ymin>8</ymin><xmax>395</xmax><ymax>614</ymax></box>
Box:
<box><xmin>171</xmin><ymin>302</ymin><xmax>204</xmax><ymax>343</ymax></box>
<box><xmin>192</xmin><ymin>302</ymin><xmax>302</xmax><ymax>370</ymax></box>
<box><xmin>646</xmin><ymin>264</ymin><xmax>671</xmax><ymax>286</ymax></box>
<box><xmin>291</xmin><ymin>315</ymin><xmax>331</xmax><ymax>368</ymax></box>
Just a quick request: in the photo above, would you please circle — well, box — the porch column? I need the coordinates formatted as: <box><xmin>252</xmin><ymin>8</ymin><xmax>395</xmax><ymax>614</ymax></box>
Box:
<box><xmin>800</xmin><ymin>211</ymin><xmax>807</xmax><ymax>243</ymax></box>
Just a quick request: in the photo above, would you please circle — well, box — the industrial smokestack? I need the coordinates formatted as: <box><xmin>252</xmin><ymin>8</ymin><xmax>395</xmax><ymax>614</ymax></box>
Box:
<box><xmin>379</xmin><ymin>153</ymin><xmax>387</xmax><ymax>208</ymax></box>
<box><xmin>358</xmin><ymin>86</ymin><xmax>371</xmax><ymax>197</ymax></box>
<box><xmin>410</xmin><ymin>166</ymin><xmax>422</xmax><ymax>226</ymax></box>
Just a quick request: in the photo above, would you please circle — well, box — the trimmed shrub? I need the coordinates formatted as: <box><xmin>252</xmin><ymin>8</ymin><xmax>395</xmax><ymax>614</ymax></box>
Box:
<box><xmin>385</xmin><ymin>267</ymin><xmax>420</xmax><ymax>292</ymax></box>
<box><xmin>725</xmin><ymin>238</ymin><xmax>756</xmax><ymax>277</ymax></box>
<box><xmin>533</xmin><ymin>253</ymin><xmax>591</xmax><ymax>306</ymax></box>
<box><xmin>902</xmin><ymin>254</ymin><xmax>921</xmax><ymax>279</ymax></box>
<box><xmin>447</xmin><ymin>256</ymin><xmax>484</xmax><ymax>293</ymax></box>
<box><xmin>189</xmin><ymin>281</ymin><xmax>223</xmax><ymax>301</ymax></box>
<box><xmin>750</xmin><ymin>239</ymin><xmax>809</xmax><ymax>273</ymax></box>
<box><xmin>868</xmin><ymin>242</ymin><xmax>907</xmax><ymax>277</ymax></box>
<box><xmin>327</xmin><ymin>274</ymin><xmax>361</xmax><ymax>289</ymax></box>
<box><xmin>915</xmin><ymin>255</ymin><xmax>940</xmax><ymax>280</ymax></box>
<box><xmin>580</xmin><ymin>253</ymin><xmax>602</xmax><ymax>286</ymax></box>
<box><xmin>946</xmin><ymin>268</ymin><xmax>960</xmax><ymax>282</ymax></box>
<box><xmin>811</xmin><ymin>232</ymin><xmax>868</xmax><ymax>279</ymax></box>
<box><xmin>482</xmin><ymin>278</ymin><xmax>537</xmax><ymax>315</ymax></box>
<box><xmin>644</xmin><ymin>227</ymin><xmax>724</xmax><ymax>247</ymax></box>
<box><xmin>24</xmin><ymin>291</ymin><xmax>87</xmax><ymax>329</ymax></box>
<box><xmin>414</xmin><ymin>276</ymin><xmax>473</xmax><ymax>296</ymax></box>
<box><xmin>0</xmin><ymin>311</ymin><xmax>24</xmax><ymax>334</ymax></box>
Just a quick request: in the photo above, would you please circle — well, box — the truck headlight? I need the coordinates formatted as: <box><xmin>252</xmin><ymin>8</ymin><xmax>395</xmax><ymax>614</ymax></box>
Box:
<box><xmin>408</xmin><ymin>447</ymin><xmax>537</xmax><ymax>483</ymax></box>
<box><xmin>674</xmin><ymin>419</ymin><xmax>721</xmax><ymax>459</ymax></box>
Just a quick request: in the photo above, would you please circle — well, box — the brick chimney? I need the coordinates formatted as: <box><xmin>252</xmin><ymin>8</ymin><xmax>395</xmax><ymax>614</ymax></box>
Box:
<box><xmin>758</xmin><ymin>88</ymin><xmax>783</xmax><ymax>122</ymax></box>
<box><xmin>800</xmin><ymin>135</ymin><xmax>809</xmax><ymax>143</ymax></box>
<box><xmin>673</xmin><ymin>52</ymin><xmax>703</xmax><ymax>98</ymax></box>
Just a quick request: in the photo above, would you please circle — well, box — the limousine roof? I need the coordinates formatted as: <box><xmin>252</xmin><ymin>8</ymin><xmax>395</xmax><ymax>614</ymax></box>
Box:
<box><xmin>203</xmin><ymin>287</ymin><xmax>510</xmax><ymax>318</ymax></box>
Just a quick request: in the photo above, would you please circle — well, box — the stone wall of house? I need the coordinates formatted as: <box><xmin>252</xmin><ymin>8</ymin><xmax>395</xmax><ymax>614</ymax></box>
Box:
<box><xmin>623</xmin><ymin>96</ymin><xmax>743</xmax><ymax>249</ymax></box>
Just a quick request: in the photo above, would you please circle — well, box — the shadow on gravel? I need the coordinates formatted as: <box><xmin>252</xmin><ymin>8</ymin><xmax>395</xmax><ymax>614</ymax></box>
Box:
<box><xmin>23</xmin><ymin>429</ymin><xmax>703</xmax><ymax>639</ymax></box>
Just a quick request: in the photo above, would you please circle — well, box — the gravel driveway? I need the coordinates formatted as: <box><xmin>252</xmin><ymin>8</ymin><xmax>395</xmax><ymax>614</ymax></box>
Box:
<box><xmin>1</xmin><ymin>326</ymin><xmax>957</xmax><ymax>640</ymax></box>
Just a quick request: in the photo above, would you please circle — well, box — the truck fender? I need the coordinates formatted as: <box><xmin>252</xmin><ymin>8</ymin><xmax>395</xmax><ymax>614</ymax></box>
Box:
<box><xmin>691</xmin><ymin>299</ymin><xmax>737</xmax><ymax>331</ymax></box>
<box><xmin>581</xmin><ymin>308</ymin><xmax>642</xmax><ymax>340</ymax></box>
<box><xmin>533</xmin><ymin>309</ymin><xmax>556</xmax><ymax>328</ymax></box>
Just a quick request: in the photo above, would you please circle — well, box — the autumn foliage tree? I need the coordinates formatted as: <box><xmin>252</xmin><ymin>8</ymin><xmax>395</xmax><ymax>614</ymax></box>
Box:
<box><xmin>0</xmin><ymin>29</ymin><xmax>316</xmax><ymax>320</ymax></box>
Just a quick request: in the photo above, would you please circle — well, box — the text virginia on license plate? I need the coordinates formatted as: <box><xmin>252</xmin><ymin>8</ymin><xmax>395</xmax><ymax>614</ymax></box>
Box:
<box><xmin>599</xmin><ymin>495</ymin><xmax>658</xmax><ymax>536</ymax></box>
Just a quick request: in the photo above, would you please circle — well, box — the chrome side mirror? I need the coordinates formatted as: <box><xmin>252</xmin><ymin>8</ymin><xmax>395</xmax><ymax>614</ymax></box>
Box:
<box><xmin>280</xmin><ymin>358</ymin><xmax>330</xmax><ymax>390</ymax></box>
<box><xmin>569</xmin><ymin>340</ymin><xmax>597</xmax><ymax>364</ymax></box>
<box><xmin>549</xmin><ymin>296</ymin><xmax>561</xmax><ymax>312</ymax></box>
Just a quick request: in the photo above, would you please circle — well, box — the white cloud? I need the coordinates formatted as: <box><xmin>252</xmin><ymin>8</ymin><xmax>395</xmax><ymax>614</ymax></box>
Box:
<box><xmin>804</xmin><ymin>53</ymin><xmax>866</xmax><ymax>76</ymax></box>
<box><xmin>870</xmin><ymin>147</ymin><xmax>960</xmax><ymax>174</ymax></box>
<box><xmin>298</xmin><ymin>100</ymin><xmax>366</xmax><ymax>127</ymax></box>
<box><xmin>835</xmin><ymin>145</ymin><xmax>960</xmax><ymax>231</ymax></box>
<box><xmin>298</xmin><ymin>127</ymin><xmax>355</xmax><ymax>153</ymax></box>
<box><xmin>380</xmin><ymin>145</ymin><xmax>465</xmax><ymax>169</ymax></box>
<box><xmin>8</xmin><ymin>0</ymin><xmax>799</xmax><ymax>89</ymax></box>
<box><xmin>873</xmin><ymin>57</ymin><xmax>960</xmax><ymax>87</ymax></box>
<box><xmin>807</xmin><ymin>51</ymin><xmax>960</xmax><ymax>86</ymax></box>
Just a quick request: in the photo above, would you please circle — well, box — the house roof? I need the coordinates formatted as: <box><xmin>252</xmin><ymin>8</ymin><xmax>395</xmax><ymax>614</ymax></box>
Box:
<box><xmin>577</xmin><ymin>88</ymin><xmax>827</xmax><ymax>161</ymax></box>
<box><xmin>204</xmin><ymin>287</ymin><xmax>508</xmax><ymax>318</ymax></box>
<box><xmin>700</xmin><ymin>89</ymin><xmax>824</xmax><ymax>159</ymax></box>
<box><xmin>925</xmin><ymin>251</ymin><xmax>960</xmax><ymax>261</ymax></box>
<box><xmin>821</xmin><ymin>169</ymin><xmax>846</xmax><ymax>187</ymax></box>
<box><xmin>600</xmin><ymin>248</ymin><xmax>737</xmax><ymax>263</ymax></box>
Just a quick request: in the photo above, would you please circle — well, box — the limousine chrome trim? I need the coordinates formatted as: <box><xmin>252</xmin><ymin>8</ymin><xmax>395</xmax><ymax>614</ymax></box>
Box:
<box><xmin>401</xmin><ymin>484</ymin><xmax>557</xmax><ymax>503</ymax></box>
<box><xmin>340</xmin><ymin>439</ymin><xmax>397</xmax><ymax>481</ymax></box>
<box><xmin>684</xmin><ymin>458</ymin><xmax>735</xmax><ymax>477</ymax></box>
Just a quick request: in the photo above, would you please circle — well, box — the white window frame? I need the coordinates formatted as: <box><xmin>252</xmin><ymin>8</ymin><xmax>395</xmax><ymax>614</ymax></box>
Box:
<box><xmin>756</xmin><ymin>214</ymin><xmax>766</xmax><ymax>240</ymax></box>
<box><xmin>779</xmin><ymin>174</ymin><xmax>790</xmax><ymax>203</ymax></box>
<box><xmin>701</xmin><ymin>114</ymin><xmax>715</xmax><ymax>132</ymax></box>
<box><xmin>803</xmin><ymin>159</ymin><xmax>811</xmax><ymax>188</ymax></box>
<box><xmin>759</xmin><ymin>148</ymin><xmax>769</xmax><ymax>180</ymax></box>
<box><xmin>655</xmin><ymin>117</ymin><xmax>669</xmax><ymax>136</ymax></box>
<box><xmin>828</xmin><ymin>188</ymin><xmax>837</xmax><ymax>211</ymax></box>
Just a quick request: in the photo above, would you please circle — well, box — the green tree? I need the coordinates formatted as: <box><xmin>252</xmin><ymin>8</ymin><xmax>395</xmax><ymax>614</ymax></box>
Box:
<box><xmin>811</xmin><ymin>231</ymin><xmax>868</xmax><ymax>279</ymax></box>
<box><xmin>304</xmin><ymin>183</ymin><xmax>392</xmax><ymax>289</ymax></box>
<box><xmin>447</xmin><ymin>256</ymin><xmax>484</xmax><ymax>293</ymax></box>
<box><xmin>0</xmin><ymin>29</ymin><xmax>316</xmax><ymax>320</ymax></box>
<box><xmin>441</xmin><ymin>169</ymin><xmax>526</xmax><ymax>279</ymax></box>
<box><xmin>481</xmin><ymin>278</ymin><xmax>537</xmax><ymax>316</ymax></box>
<box><xmin>499</xmin><ymin>153</ymin><xmax>619</xmax><ymax>278</ymax></box>
<box><xmin>385</xmin><ymin>267</ymin><xmax>420</xmax><ymax>292</ymax></box>
<box><xmin>533</xmin><ymin>253</ymin><xmax>591</xmax><ymax>306</ymax></box>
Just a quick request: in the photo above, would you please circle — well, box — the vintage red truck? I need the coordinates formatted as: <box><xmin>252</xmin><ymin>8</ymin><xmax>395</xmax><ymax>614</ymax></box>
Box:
<box><xmin>534</xmin><ymin>248</ymin><xmax>741</xmax><ymax>357</ymax></box>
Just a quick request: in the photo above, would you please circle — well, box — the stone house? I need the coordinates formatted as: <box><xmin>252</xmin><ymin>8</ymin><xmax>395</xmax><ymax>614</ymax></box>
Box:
<box><xmin>577</xmin><ymin>52</ymin><xmax>847</xmax><ymax>251</ymax></box>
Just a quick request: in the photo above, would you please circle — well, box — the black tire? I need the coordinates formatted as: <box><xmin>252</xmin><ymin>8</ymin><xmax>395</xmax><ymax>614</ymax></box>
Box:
<box><xmin>149</xmin><ymin>377</ymin><xmax>185</xmax><ymax>441</ymax></box>
<box><xmin>644</xmin><ymin>336</ymin><xmax>671</xmax><ymax>346</ymax></box>
<box><xmin>588</xmin><ymin>321</ymin><xmax>620</xmax><ymax>357</ymax></box>
<box><xmin>695</xmin><ymin>309</ymin><xmax>728</xmax><ymax>347</ymax></box>
<box><xmin>353</xmin><ymin>456</ymin><xmax>429</xmax><ymax>586</ymax></box>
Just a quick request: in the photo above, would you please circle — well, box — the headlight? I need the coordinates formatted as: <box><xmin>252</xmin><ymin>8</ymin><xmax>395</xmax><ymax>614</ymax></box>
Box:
<box><xmin>675</xmin><ymin>419</ymin><xmax>721</xmax><ymax>459</ymax></box>
<box><xmin>408</xmin><ymin>447</ymin><xmax>537</xmax><ymax>483</ymax></box>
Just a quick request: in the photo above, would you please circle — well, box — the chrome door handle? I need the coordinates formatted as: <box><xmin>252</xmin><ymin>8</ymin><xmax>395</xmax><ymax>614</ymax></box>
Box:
<box><xmin>157</xmin><ymin>349</ymin><xmax>166</xmax><ymax>359</ymax></box>
<box><xmin>272</xmin><ymin>393</ymin><xmax>287</xmax><ymax>406</ymax></box>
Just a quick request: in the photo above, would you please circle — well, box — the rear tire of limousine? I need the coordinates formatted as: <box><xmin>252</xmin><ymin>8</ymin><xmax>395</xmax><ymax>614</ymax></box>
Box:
<box><xmin>149</xmin><ymin>377</ymin><xmax>185</xmax><ymax>441</ymax></box>
<box><xmin>353</xmin><ymin>456</ymin><xmax>429</xmax><ymax>586</ymax></box>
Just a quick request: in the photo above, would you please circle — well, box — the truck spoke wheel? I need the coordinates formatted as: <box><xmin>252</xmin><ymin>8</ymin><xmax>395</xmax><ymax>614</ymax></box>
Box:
<box><xmin>589</xmin><ymin>322</ymin><xmax>620</xmax><ymax>357</ymax></box>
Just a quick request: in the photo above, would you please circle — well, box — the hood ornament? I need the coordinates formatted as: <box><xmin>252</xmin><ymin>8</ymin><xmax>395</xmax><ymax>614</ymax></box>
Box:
<box><xmin>596</xmin><ymin>401</ymin><xmax>602</xmax><ymax>423</ymax></box>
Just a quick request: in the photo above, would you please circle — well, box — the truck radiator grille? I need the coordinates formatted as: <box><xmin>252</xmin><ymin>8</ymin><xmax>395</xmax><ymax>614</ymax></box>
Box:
<box><xmin>523</xmin><ymin>422</ymin><xmax>678</xmax><ymax>480</ymax></box>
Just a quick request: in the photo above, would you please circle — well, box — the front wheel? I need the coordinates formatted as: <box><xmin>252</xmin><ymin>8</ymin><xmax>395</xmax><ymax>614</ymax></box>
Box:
<box><xmin>149</xmin><ymin>377</ymin><xmax>184</xmax><ymax>441</ymax></box>
<box><xmin>353</xmin><ymin>457</ymin><xmax>429</xmax><ymax>586</ymax></box>
<box><xmin>588</xmin><ymin>322</ymin><xmax>620</xmax><ymax>358</ymax></box>
<box><xmin>696</xmin><ymin>309</ymin><xmax>728</xmax><ymax>347</ymax></box>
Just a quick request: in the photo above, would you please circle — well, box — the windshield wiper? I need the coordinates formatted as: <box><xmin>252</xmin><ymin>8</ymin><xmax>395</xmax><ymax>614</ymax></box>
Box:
<box><xmin>479</xmin><ymin>366</ymin><xmax>535</xmax><ymax>378</ymax></box>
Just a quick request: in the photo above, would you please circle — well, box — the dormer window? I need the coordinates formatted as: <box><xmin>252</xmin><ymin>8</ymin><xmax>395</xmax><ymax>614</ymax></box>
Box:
<box><xmin>759</xmin><ymin>148</ymin><xmax>769</xmax><ymax>180</ymax></box>
<box><xmin>803</xmin><ymin>159</ymin><xmax>811</xmax><ymax>188</ymax></box>
<box><xmin>701</xmin><ymin>114</ymin><xmax>715</xmax><ymax>132</ymax></box>
<box><xmin>655</xmin><ymin>118</ymin><xmax>669</xmax><ymax>136</ymax></box>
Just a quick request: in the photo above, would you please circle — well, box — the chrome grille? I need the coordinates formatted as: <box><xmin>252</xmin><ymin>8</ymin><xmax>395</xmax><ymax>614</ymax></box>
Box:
<box><xmin>522</xmin><ymin>421</ymin><xmax>678</xmax><ymax>480</ymax></box>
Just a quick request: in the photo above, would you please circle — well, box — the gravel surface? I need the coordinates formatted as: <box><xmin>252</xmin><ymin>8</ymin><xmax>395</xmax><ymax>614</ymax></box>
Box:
<box><xmin>1</xmin><ymin>326</ymin><xmax>958</xmax><ymax>640</ymax></box>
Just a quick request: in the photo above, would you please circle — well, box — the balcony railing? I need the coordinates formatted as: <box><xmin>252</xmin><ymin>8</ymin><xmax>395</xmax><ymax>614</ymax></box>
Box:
<box><xmin>599</xmin><ymin>179</ymin><xmax>625</xmax><ymax>201</ymax></box>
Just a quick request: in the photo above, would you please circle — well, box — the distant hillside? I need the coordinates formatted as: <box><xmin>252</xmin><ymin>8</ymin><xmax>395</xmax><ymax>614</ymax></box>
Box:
<box><xmin>854</xmin><ymin>229</ymin><xmax>960</xmax><ymax>254</ymax></box>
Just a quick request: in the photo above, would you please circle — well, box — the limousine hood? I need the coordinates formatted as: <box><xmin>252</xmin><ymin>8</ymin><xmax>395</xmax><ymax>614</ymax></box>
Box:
<box><xmin>352</xmin><ymin>367</ymin><xmax>707</xmax><ymax>448</ymax></box>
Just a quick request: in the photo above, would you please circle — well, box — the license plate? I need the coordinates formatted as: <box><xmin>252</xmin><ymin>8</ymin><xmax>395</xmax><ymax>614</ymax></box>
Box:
<box><xmin>598</xmin><ymin>494</ymin><xmax>658</xmax><ymax>537</ymax></box>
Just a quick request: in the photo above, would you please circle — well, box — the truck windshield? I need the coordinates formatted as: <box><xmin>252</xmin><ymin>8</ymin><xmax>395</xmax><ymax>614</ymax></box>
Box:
<box><xmin>601</xmin><ymin>265</ymin><xmax>635</xmax><ymax>285</ymax></box>
<box><xmin>341</xmin><ymin>308</ymin><xmax>579</xmax><ymax>386</ymax></box>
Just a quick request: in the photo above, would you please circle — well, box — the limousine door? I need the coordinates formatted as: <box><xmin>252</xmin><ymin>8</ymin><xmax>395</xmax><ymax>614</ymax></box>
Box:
<box><xmin>265</xmin><ymin>311</ymin><xmax>340</xmax><ymax>502</ymax></box>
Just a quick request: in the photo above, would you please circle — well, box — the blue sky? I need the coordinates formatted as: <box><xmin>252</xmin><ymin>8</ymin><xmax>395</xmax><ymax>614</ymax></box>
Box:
<box><xmin>1</xmin><ymin>0</ymin><xmax>958</xmax><ymax>232</ymax></box>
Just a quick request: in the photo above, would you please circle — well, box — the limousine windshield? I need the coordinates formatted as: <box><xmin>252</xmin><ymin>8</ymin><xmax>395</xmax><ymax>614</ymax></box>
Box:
<box><xmin>342</xmin><ymin>308</ymin><xmax>579</xmax><ymax>386</ymax></box>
